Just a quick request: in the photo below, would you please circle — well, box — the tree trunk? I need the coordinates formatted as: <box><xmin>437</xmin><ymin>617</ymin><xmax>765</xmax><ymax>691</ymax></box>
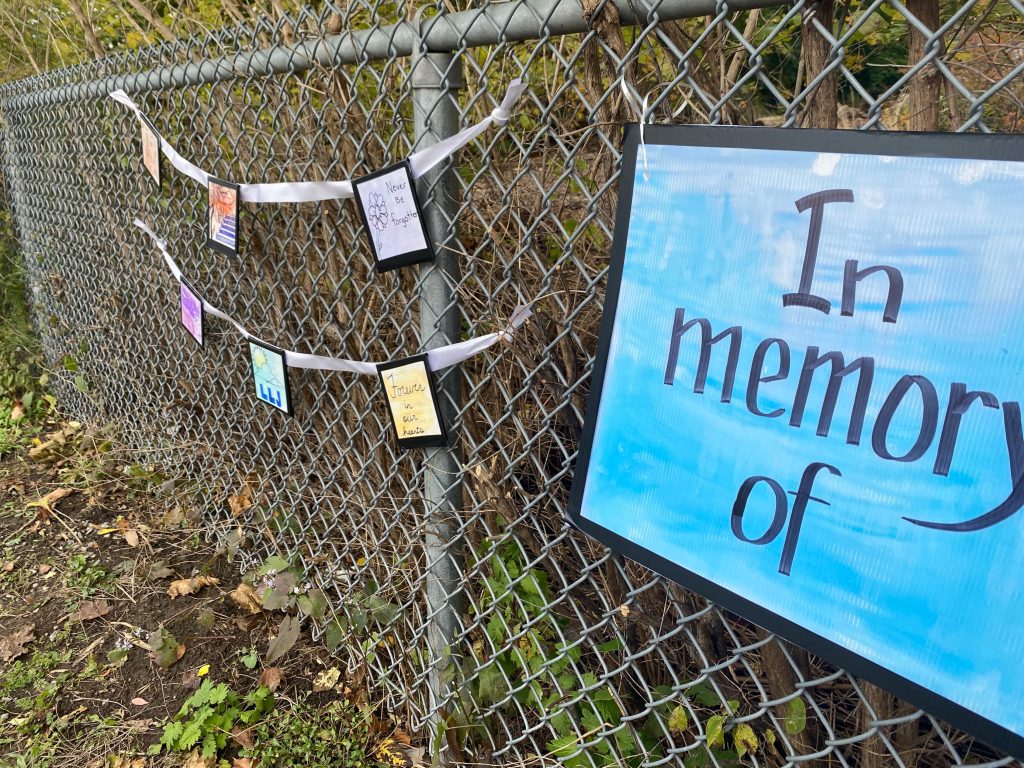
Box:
<box><xmin>760</xmin><ymin>635</ymin><xmax>821</xmax><ymax>763</ymax></box>
<box><xmin>800</xmin><ymin>0</ymin><xmax>837</xmax><ymax>128</ymax></box>
<box><xmin>907</xmin><ymin>0</ymin><xmax>942</xmax><ymax>130</ymax></box>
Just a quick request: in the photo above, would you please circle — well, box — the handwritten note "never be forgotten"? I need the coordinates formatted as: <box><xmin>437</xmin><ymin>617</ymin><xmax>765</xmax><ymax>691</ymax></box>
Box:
<box><xmin>353</xmin><ymin>160</ymin><xmax>434</xmax><ymax>272</ymax></box>
<box><xmin>377</xmin><ymin>355</ymin><xmax>447</xmax><ymax>448</ymax></box>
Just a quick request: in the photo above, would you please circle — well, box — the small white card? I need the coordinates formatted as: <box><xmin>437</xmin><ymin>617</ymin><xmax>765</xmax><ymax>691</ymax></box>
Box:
<box><xmin>353</xmin><ymin>161</ymin><xmax>434</xmax><ymax>272</ymax></box>
<box><xmin>377</xmin><ymin>355</ymin><xmax>447</xmax><ymax>448</ymax></box>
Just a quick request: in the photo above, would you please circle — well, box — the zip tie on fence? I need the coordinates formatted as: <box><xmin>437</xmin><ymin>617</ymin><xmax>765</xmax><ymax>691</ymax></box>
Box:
<box><xmin>110</xmin><ymin>79</ymin><xmax>527</xmax><ymax>204</ymax></box>
<box><xmin>132</xmin><ymin>219</ymin><xmax>532</xmax><ymax>374</ymax></box>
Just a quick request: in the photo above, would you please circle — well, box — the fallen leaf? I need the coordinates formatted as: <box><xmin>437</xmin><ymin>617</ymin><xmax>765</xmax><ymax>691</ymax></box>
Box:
<box><xmin>159</xmin><ymin>504</ymin><xmax>185</xmax><ymax>528</ymax></box>
<box><xmin>142</xmin><ymin>560</ymin><xmax>173</xmax><ymax>580</ymax></box>
<box><xmin>109</xmin><ymin>758</ymin><xmax>147</xmax><ymax>768</ymax></box>
<box><xmin>149</xmin><ymin>627</ymin><xmax>186</xmax><ymax>668</ymax></box>
<box><xmin>0</xmin><ymin>624</ymin><xmax>35</xmax><ymax>661</ymax></box>
<box><xmin>24</xmin><ymin>487</ymin><xmax>74</xmax><ymax>514</ymax></box>
<box><xmin>1</xmin><ymin>561</ymin><xmax>13</xmax><ymax>572</ymax></box>
<box><xmin>69</xmin><ymin>599</ymin><xmax>110</xmax><ymax>622</ymax></box>
<box><xmin>58</xmin><ymin>704</ymin><xmax>87</xmax><ymax>721</ymax></box>
<box><xmin>401</xmin><ymin>745</ymin><xmax>427</xmax><ymax>767</ymax></box>
<box><xmin>392</xmin><ymin>727</ymin><xmax>412</xmax><ymax>746</ymax></box>
<box><xmin>197</xmin><ymin>663</ymin><xmax>210</xmax><ymax>677</ymax></box>
<box><xmin>228</xmin><ymin>583</ymin><xmax>263</xmax><ymax>614</ymax></box>
<box><xmin>182</xmin><ymin>752</ymin><xmax>216</xmax><ymax>768</ymax></box>
<box><xmin>232</xmin><ymin>757</ymin><xmax>253</xmax><ymax>768</ymax></box>
<box><xmin>180</xmin><ymin>669</ymin><xmax>200</xmax><ymax>691</ymax></box>
<box><xmin>259</xmin><ymin>666</ymin><xmax>284</xmax><ymax>691</ymax></box>
<box><xmin>231</xmin><ymin>725</ymin><xmax>254</xmax><ymax>750</ymax></box>
<box><xmin>234</xmin><ymin>615</ymin><xmax>261</xmax><ymax>632</ymax></box>
<box><xmin>37</xmin><ymin>563</ymin><xmax>51</xmax><ymax>574</ymax></box>
<box><xmin>228</xmin><ymin>491</ymin><xmax>252</xmax><ymax>517</ymax></box>
<box><xmin>10</xmin><ymin>401</ymin><xmax>23</xmax><ymax>422</ymax></box>
<box><xmin>122</xmin><ymin>528</ymin><xmax>140</xmax><ymax>547</ymax></box>
<box><xmin>168</xmin><ymin>575</ymin><xmax>220</xmax><ymax>599</ymax></box>
<box><xmin>312</xmin><ymin>666</ymin><xmax>341</xmax><ymax>692</ymax></box>
<box><xmin>266</xmin><ymin>615</ymin><xmax>300</xmax><ymax>664</ymax></box>
<box><xmin>131</xmin><ymin>696</ymin><xmax>149</xmax><ymax>706</ymax></box>
<box><xmin>72</xmin><ymin>636</ymin><xmax>106</xmax><ymax>665</ymax></box>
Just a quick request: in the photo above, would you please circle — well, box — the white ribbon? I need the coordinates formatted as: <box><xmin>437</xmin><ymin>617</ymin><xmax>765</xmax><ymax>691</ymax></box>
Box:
<box><xmin>112</xmin><ymin>79</ymin><xmax>527</xmax><ymax>204</ymax></box>
<box><xmin>133</xmin><ymin>219</ymin><xmax>531</xmax><ymax>374</ymax></box>
<box><xmin>619</xmin><ymin>80</ymin><xmax>652</xmax><ymax>181</ymax></box>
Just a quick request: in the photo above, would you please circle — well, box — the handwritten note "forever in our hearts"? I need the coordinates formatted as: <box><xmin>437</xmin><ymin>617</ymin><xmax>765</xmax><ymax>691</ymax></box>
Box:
<box><xmin>377</xmin><ymin>355</ymin><xmax>447</xmax><ymax>448</ymax></box>
<box><xmin>353</xmin><ymin>160</ymin><xmax>434</xmax><ymax>272</ymax></box>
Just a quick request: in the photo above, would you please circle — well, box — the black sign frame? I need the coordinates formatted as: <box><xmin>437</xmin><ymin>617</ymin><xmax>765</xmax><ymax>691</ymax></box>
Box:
<box><xmin>567</xmin><ymin>123</ymin><xmax>1024</xmax><ymax>760</ymax></box>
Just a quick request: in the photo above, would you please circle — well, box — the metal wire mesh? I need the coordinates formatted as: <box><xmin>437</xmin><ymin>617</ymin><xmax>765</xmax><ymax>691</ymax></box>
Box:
<box><xmin>1</xmin><ymin>1</ymin><xmax>1022</xmax><ymax>766</ymax></box>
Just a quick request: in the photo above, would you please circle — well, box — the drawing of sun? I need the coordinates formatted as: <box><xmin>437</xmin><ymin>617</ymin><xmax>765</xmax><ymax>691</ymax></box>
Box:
<box><xmin>252</xmin><ymin>349</ymin><xmax>267</xmax><ymax>368</ymax></box>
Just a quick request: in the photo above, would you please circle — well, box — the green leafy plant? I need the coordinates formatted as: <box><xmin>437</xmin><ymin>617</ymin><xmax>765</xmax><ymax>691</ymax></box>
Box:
<box><xmin>241</xmin><ymin>695</ymin><xmax>390</xmax><ymax>768</ymax></box>
<box><xmin>246</xmin><ymin>555</ymin><xmax>327</xmax><ymax>619</ymax></box>
<box><xmin>64</xmin><ymin>553</ymin><xmax>111</xmax><ymax>605</ymax></box>
<box><xmin>243</xmin><ymin>555</ymin><xmax>345</xmax><ymax>661</ymax></box>
<box><xmin>149</xmin><ymin>680</ymin><xmax>274</xmax><ymax>759</ymax></box>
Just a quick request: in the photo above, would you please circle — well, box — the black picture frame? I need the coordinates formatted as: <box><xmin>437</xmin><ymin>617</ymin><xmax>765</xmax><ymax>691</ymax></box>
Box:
<box><xmin>567</xmin><ymin>123</ymin><xmax>1024</xmax><ymax>760</ymax></box>
<box><xmin>178</xmin><ymin>276</ymin><xmax>204</xmax><ymax>347</ymax></box>
<box><xmin>139</xmin><ymin>113</ymin><xmax>161</xmax><ymax>188</ymax></box>
<box><xmin>248</xmin><ymin>337</ymin><xmax>293</xmax><ymax>418</ymax></box>
<box><xmin>376</xmin><ymin>353</ymin><xmax>448</xmax><ymax>449</ymax></box>
<box><xmin>352</xmin><ymin>160</ymin><xmax>435</xmax><ymax>273</ymax></box>
<box><xmin>207</xmin><ymin>176</ymin><xmax>240</xmax><ymax>257</ymax></box>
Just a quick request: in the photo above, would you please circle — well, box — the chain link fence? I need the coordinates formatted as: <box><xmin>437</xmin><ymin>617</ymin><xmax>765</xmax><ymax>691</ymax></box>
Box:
<box><xmin>1</xmin><ymin>1</ymin><xmax>1022</xmax><ymax>765</ymax></box>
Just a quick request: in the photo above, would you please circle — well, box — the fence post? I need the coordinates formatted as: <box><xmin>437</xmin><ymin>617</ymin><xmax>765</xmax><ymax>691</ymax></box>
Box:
<box><xmin>412</xmin><ymin>48</ymin><xmax>465</xmax><ymax>746</ymax></box>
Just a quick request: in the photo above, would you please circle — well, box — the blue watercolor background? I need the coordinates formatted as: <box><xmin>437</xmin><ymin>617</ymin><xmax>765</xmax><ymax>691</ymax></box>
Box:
<box><xmin>581</xmin><ymin>143</ymin><xmax>1024</xmax><ymax>737</ymax></box>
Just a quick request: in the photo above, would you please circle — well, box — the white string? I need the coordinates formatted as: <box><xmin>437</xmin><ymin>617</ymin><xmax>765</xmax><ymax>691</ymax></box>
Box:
<box><xmin>111</xmin><ymin>79</ymin><xmax>527</xmax><ymax>204</ymax></box>
<box><xmin>133</xmin><ymin>219</ymin><xmax>532</xmax><ymax>374</ymax></box>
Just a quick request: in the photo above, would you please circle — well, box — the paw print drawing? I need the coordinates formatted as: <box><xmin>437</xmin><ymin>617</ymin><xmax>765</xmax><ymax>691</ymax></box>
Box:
<box><xmin>367</xmin><ymin>192</ymin><xmax>389</xmax><ymax>253</ymax></box>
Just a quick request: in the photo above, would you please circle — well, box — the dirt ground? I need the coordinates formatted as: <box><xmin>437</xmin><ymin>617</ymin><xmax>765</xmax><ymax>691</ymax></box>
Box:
<box><xmin>0</xmin><ymin>419</ymin><xmax>417</xmax><ymax>767</ymax></box>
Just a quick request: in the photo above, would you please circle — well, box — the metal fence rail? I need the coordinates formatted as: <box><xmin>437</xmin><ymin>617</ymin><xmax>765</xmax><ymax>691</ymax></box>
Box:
<box><xmin>1</xmin><ymin>1</ymin><xmax>1022</xmax><ymax>766</ymax></box>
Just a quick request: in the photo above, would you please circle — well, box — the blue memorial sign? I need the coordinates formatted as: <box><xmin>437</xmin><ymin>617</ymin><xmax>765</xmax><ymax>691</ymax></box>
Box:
<box><xmin>568</xmin><ymin>125</ymin><xmax>1024</xmax><ymax>757</ymax></box>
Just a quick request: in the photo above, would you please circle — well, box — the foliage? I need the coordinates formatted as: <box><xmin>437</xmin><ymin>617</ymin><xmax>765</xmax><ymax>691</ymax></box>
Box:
<box><xmin>461</xmin><ymin>539</ymin><xmax>792</xmax><ymax>766</ymax></box>
<box><xmin>243</xmin><ymin>555</ymin><xmax>331</xmax><ymax>662</ymax></box>
<box><xmin>0</xmin><ymin>210</ymin><xmax>50</xmax><ymax>455</ymax></box>
<box><xmin>247</xmin><ymin>555</ymin><xmax>328</xmax><ymax>620</ymax></box>
<box><xmin>64</xmin><ymin>552</ymin><xmax>112</xmax><ymax>605</ymax></box>
<box><xmin>242</xmin><ymin>695</ymin><xmax>390</xmax><ymax>768</ymax></box>
<box><xmin>149</xmin><ymin>680</ymin><xmax>274</xmax><ymax>759</ymax></box>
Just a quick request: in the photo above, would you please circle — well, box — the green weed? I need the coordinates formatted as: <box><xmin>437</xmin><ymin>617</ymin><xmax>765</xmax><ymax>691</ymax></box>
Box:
<box><xmin>242</xmin><ymin>695</ymin><xmax>392</xmax><ymax>768</ymax></box>
<box><xmin>149</xmin><ymin>679</ymin><xmax>274</xmax><ymax>759</ymax></box>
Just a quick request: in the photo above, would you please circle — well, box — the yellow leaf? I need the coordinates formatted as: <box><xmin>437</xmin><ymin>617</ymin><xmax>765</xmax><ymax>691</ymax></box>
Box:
<box><xmin>197</xmin><ymin>664</ymin><xmax>210</xmax><ymax>677</ymax></box>
<box><xmin>312</xmin><ymin>667</ymin><xmax>341</xmax><ymax>692</ymax></box>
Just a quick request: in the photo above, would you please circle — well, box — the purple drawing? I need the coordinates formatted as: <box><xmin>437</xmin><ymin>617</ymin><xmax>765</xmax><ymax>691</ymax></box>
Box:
<box><xmin>180</xmin><ymin>280</ymin><xmax>203</xmax><ymax>345</ymax></box>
